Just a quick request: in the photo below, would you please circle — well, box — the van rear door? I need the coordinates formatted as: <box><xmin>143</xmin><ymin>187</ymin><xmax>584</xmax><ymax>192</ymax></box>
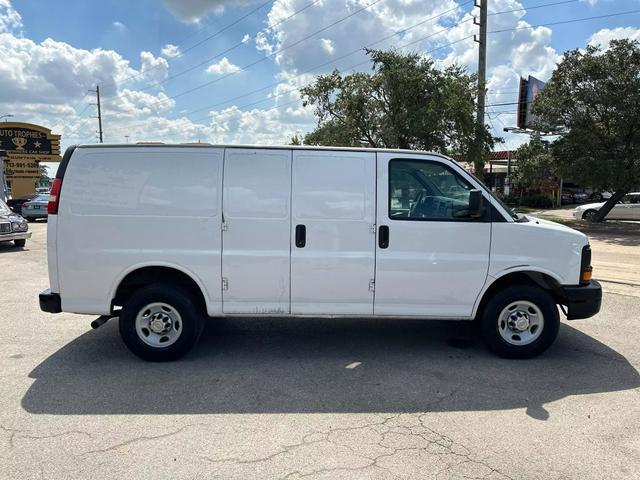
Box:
<box><xmin>290</xmin><ymin>150</ymin><xmax>376</xmax><ymax>315</ymax></box>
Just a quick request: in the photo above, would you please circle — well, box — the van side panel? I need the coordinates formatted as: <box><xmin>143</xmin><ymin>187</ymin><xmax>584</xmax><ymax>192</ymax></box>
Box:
<box><xmin>57</xmin><ymin>147</ymin><xmax>223</xmax><ymax>315</ymax></box>
<box><xmin>221</xmin><ymin>148</ymin><xmax>291</xmax><ymax>314</ymax></box>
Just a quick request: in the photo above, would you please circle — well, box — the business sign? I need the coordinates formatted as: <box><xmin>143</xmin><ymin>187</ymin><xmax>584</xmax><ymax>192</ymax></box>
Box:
<box><xmin>0</xmin><ymin>122</ymin><xmax>61</xmax><ymax>197</ymax></box>
<box><xmin>4</xmin><ymin>157</ymin><xmax>40</xmax><ymax>179</ymax></box>
<box><xmin>0</xmin><ymin>122</ymin><xmax>61</xmax><ymax>160</ymax></box>
<box><xmin>517</xmin><ymin>75</ymin><xmax>547</xmax><ymax>130</ymax></box>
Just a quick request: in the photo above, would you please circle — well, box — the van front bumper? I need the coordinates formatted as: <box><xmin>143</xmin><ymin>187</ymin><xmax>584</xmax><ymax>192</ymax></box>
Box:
<box><xmin>39</xmin><ymin>288</ymin><xmax>62</xmax><ymax>313</ymax></box>
<box><xmin>560</xmin><ymin>280</ymin><xmax>602</xmax><ymax>320</ymax></box>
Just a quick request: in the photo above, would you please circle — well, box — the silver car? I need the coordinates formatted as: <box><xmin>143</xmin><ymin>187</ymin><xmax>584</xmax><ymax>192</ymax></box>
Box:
<box><xmin>21</xmin><ymin>194</ymin><xmax>50</xmax><ymax>221</ymax></box>
<box><xmin>0</xmin><ymin>198</ymin><xmax>31</xmax><ymax>247</ymax></box>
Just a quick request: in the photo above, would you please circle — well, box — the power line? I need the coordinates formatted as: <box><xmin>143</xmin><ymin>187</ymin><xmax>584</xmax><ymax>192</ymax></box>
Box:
<box><xmin>119</xmin><ymin>0</ymin><xmax>579</xmax><ymax>118</ymax></box>
<box><xmin>141</xmin><ymin>0</ymin><xmax>386</xmax><ymax>110</ymax></box>
<box><xmin>120</xmin><ymin>0</ymin><xmax>325</xmax><ymax>89</ymax></box>
<box><xmin>139</xmin><ymin>38</ymin><xmax>248</xmax><ymax>92</ymax></box>
<box><xmin>488</xmin><ymin>9</ymin><xmax>640</xmax><ymax>35</ymax></box>
<box><xmin>109</xmin><ymin>2</ymin><xmax>473</xmax><ymax>134</ymax></box>
<box><xmin>122</xmin><ymin>35</ymin><xmax>479</xmax><ymax>134</ymax></box>
<box><xmin>110</xmin><ymin>1</ymin><xmax>621</xmax><ymax>137</ymax></box>
<box><xmin>118</xmin><ymin>0</ymin><xmax>276</xmax><ymax>86</ymax></box>
<box><xmin>113</xmin><ymin>0</ymin><xmax>576</xmax><ymax>131</ymax></box>
<box><xmin>140</xmin><ymin>0</ymin><xmax>464</xmax><ymax>95</ymax></box>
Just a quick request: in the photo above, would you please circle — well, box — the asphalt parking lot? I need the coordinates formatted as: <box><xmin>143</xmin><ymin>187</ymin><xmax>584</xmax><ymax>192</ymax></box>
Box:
<box><xmin>1</xmin><ymin>222</ymin><xmax>639</xmax><ymax>480</ymax></box>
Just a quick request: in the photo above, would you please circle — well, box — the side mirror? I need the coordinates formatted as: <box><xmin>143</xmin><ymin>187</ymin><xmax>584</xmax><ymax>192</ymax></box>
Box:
<box><xmin>468</xmin><ymin>189</ymin><xmax>484</xmax><ymax>218</ymax></box>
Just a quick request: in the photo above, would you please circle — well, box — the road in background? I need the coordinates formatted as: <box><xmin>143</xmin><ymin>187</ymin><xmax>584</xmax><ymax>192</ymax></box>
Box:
<box><xmin>1</xmin><ymin>223</ymin><xmax>638</xmax><ymax>480</ymax></box>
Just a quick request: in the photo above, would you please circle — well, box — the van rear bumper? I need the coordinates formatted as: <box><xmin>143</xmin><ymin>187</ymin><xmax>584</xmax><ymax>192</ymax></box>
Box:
<box><xmin>39</xmin><ymin>288</ymin><xmax>62</xmax><ymax>313</ymax></box>
<box><xmin>560</xmin><ymin>280</ymin><xmax>602</xmax><ymax>320</ymax></box>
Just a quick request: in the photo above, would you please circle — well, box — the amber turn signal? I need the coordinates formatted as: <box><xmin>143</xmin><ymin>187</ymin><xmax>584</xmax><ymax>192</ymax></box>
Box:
<box><xmin>582</xmin><ymin>268</ymin><xmax>593</xmax><ymax>282</ymax></box>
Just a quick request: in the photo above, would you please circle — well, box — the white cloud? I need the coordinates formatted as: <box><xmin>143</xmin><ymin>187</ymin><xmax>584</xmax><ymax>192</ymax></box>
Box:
<box><xmin>320</xmin><ymin>38</ymin><xmax>334</xmax><ymax>55</ymax></box>
<box><xmin>112</xmin><ymin>21</ymin><xmax>126</xmax><ymax>31</ymax></box>
<box><xmin>241</xmin><ymin>33</ymin><xmax>251</xmax><ymax>44</ymax></box>
<box><xmin>588</xmin><ymin>27</ymin><xmax>640</xmax><ymax>50</ymax></box>
<box><xmin>161</xmin><ymin>43</ymin><xmax>181</xmax><ymax>58</ymax></box>
<box><xmin>140</xmin><ymin>51</ymin><xmax>169</xmax><ymax>84</ymax></box>
<box><xmin>256</xmin><ymin>0</ymin><xmax>461</xmax><ymax>72</ymax></box>
<box><xmin>205</xmin><ymin>57</ymin><xmax>241</xmax><ymax>75</ymax></box>
<box><xmin>161</xmin><ymin>0</ymin><xmax>255</xmax><ymax>23</ymax></box>
<box><xmin>0</xmin><ymin>0</ymin><xmax>22</xmax><ymax>34</ymax></box>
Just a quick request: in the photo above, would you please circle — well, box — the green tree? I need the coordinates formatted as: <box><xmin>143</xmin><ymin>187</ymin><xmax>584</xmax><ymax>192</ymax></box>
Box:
<box><xmin>301</xmin><ymin>49</ymin><xmax>495</xmax><ymax>175</ymax></box>
<box><xmin>512</xmin><ymin>138</ymin><xmax>557</xmax><ymax>193</ymax></box>
<box><xmin>289</xmin><ymin>134</ymin><xmax>303</xmax><ymax>145</ymax></box>
<box><xmin>533</xmin><ymin>39</ymin><xmax>640</xmax><ymax>222</ymax></box>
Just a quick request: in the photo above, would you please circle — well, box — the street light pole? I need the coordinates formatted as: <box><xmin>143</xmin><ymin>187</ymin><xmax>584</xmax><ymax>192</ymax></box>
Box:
<box><xmin>0</xmin><ymin>114</ymin><xmax>14</xmax><ymax>121</ymax></box>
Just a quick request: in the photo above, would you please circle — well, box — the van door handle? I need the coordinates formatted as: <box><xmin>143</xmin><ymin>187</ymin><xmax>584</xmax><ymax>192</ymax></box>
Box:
<box><xmin>295</xmin><ymin>224</ymin><xmax>306</xmax><ymax>248</ymax></box>
<box><xmin>379</xmin><ymin>225</ymin><xmax>389</xmax><ymax>249</ymax></box>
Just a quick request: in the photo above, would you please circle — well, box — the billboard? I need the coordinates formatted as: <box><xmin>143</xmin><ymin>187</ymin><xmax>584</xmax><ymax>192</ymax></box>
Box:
<box><xmin>517</xmin><ymin>75</ymin><xmax>547</xmax><ymax>130</ymax></box>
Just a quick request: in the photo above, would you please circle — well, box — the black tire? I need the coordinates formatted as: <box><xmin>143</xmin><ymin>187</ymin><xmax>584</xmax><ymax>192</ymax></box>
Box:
<box><xmin>13</xmin><ymin>239</ymin><xmax>26</xmax><ymax>247</ymax></box>
<box><xmin>582</xmin><ymin>209</ymin><xmax>597</xmax><ymax>222</ymax></box>
<box><xmin>480</xmin><ymin>285</ymin><xmax>560</xmax><ymax>359</ymax></box>
<box><xmin>118</xmin><ymin>283</ymin><xmax>204</xmax><ymax>361</ymax></box>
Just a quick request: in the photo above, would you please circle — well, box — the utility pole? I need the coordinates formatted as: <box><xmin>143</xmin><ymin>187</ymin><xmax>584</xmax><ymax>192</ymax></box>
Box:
<box><xmin>89</xmin><ymin>84</ymin><xmax>104</xmax><ymax>143</ymax></box>
<box><xmin>473</xmin><ymin>0</ymin><xmax>488</xmax><ymax>182</ymax></box>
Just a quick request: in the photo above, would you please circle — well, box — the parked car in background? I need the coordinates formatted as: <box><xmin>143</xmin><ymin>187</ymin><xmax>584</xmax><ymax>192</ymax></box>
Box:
<box><xmin>589</xmin><ymin>191</ymin><xmax>612</xmax><ymax>202</ymax></box>
<box><xmin>574</xmin><ymin>193</ymin><xmax>640</xmax><ymax>221</ymax></box>
<box><xmin>21</xmin><ymin>194</ymin><xmax>50</xmax><ymax>221</ymax></box>
<box><xmin>561</xmin><ymin>191</ymin><xmax>574</xmax><ymax>205</ymax></box>
<box><xmin>0</xmin><ymin>198</ymin><xmax>31</xmax><ymax>247</ymax></box>
<box><xmin>572</xmin><ymin>192</ymin><xmax>589</xmax><ymax>203</ymax></box>
<box><xmin>6</xmin><ymin>194</ymin><xmax>37</xmax><ymax>215</ymax></box>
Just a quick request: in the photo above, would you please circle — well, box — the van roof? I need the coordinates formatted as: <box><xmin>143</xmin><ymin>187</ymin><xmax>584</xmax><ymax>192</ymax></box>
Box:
<box><xmin>75</xmin><ymin>143</ymin><xmax>451</xmax><ymax>159</ymax></box>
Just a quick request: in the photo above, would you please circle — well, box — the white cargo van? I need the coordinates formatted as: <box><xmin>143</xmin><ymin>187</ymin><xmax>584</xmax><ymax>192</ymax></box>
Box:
<box><xmin>39</xmin><ymin>144</ymin><xmax>601</xmax><ymax>361</ymax></box>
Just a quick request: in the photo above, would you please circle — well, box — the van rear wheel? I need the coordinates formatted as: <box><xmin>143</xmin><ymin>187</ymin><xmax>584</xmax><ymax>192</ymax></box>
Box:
<box><xmin>480</xmin><ymin>285</ymin><xmax>559</xmax><ymax>358</ymax></box>
<box><xmin>118</xmin><ymin>284</ymin><xmax>204</xmax><ymax>361</ymax></box>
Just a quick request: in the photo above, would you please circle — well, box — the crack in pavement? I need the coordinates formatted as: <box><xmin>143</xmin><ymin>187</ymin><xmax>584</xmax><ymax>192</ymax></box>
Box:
<box><xmin>198</xmin><ymin>414</ymin><xmax>513</xmax><ymax>480</ymax></box>
<box><xmin>0</xmin><ymin>424</ymin><xmax>91</xmax><ymax>449</ymax></box>
<box><xmin>79</xmin><ymin>424</ymin><xmax>195</xmax><ymax>456</ymax></box>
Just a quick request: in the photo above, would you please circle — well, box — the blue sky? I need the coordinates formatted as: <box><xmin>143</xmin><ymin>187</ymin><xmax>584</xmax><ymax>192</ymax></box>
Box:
<box><xmin>1</xmin><ymin>0</ymin><xmax>639</xmax><ymax>176</ymax></box>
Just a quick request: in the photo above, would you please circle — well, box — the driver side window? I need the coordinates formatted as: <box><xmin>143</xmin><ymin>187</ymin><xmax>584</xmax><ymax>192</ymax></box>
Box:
<box><xmin>389</xmin><ymin>159</ymin><xmax>475</xmax><ymax>221</ymax></box>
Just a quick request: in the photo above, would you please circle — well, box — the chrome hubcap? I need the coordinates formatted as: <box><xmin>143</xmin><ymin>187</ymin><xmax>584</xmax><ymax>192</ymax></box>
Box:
<box><xmin>135</xmin><ymin>302</ymin><xmax>182</xmax><ymax>348</ymax></box>
<box><xmin>498</xmin><ymin>301</ymin><xmax>544</xmax><ymax>346</ymax></box>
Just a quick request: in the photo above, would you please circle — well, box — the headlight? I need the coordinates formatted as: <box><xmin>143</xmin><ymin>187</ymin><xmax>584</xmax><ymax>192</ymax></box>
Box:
<box><xmin>11</xmin><ymin>221</ymin><xmax>27</xmax><ymax>231</ymax></box>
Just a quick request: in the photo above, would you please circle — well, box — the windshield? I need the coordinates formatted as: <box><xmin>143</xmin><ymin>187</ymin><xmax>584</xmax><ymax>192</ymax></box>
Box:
<box><xmin>0</xmin><ymin>199</ymin><xmax>11</xmax><ymax>215</ymax></box>
<box><xmin>33</xmin><ymin>195</ymin><xmax>50</xmax><ymax>202</ymax></box>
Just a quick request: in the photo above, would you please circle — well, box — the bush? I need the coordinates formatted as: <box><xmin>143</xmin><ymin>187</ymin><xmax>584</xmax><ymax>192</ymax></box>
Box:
<box><xmin>497</xmin><ymin>193</ymin><xmax>554</xmax><ymax>209</ymax></box>
<box><xmin>520</xmin><ymin>194</ymin><xmax>554</xmax><ymax>209</ymax></box>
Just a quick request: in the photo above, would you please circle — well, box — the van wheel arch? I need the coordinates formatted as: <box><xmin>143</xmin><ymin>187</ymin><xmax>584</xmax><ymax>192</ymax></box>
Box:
<box><xmin>113</xmin><ymin>266</ymin><xmax>207</xmax><ymax>315</ymax></box>
<box><xmin>475</xmin><ymin>271</ymin><xmax>562</xmax><ymax>322</ymax></box>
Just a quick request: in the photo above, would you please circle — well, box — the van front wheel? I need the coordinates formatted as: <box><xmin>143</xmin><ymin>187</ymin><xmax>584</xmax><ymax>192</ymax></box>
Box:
<box><xmin>480</xmin><ymin>285</ymin><xmax>559</xmax><ymax>358</ymax></box>
<box><xmin>118</xmin><ymin>284</ymin><xmax>204</xmax><ymax>361</ymax></box>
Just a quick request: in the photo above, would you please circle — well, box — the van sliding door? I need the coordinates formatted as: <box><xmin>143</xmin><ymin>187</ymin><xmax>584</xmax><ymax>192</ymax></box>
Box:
<box><xmin>290</xmin><ymin>150</ymin><xmax>376</xmax><ymax>314</ymax></box>
<box><xmin>221</xmin><ymin>149</ymin><xmax>291</xmax><ymax>314</ymax></box>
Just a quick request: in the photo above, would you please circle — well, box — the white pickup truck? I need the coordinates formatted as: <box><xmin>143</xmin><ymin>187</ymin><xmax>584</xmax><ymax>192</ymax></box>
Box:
<box><xmin>39</xmin><ymin>144</ymin><xmax>601</xmax><ymax>361</ymax></box>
